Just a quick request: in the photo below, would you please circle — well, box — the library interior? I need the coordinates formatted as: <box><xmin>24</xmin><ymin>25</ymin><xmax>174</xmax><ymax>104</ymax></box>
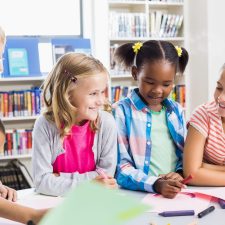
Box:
<box><xmin>0</xmin><ymin>1</ymin><xmax>225</xmax><ymax>225</ymax></box>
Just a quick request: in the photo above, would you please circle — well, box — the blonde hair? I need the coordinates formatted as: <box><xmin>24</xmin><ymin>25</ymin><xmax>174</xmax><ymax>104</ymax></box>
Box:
<box><xmin>42</xmin><ymin>52</ymin><xmax>110</xmax><ymax>137</ymax></box>
<box><xmin>0</xmin><ymin>26</ymin><xmax>6</xmax><ymax>46</ymax></box>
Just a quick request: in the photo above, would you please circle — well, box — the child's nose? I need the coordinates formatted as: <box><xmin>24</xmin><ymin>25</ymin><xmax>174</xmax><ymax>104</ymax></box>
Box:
<box><xmin>96</xmin><ymin>95</ymin><xmax>105</xmax><ymax>106</ymax></box>
<box><xmin>152</xmin><ymin>86</ymin><xmax>163</xmax><ymax>94</ymax></box>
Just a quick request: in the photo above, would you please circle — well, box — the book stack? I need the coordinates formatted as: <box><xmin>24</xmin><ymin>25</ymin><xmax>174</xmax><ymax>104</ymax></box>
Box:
<box><xmin>169</xmin><ymin>84</ymin><xmax>185</xmax><ymax>108</ymax></box>
<box><xmin>111</xmin><ymin>86</ymin><xmax>136</xmax><ymax>103</ymax></box>
<box><xmin>149</xmin><ymin>12</ymin><xmax>183</xmax><ymax>38</ymax></box>
<box><xmin>109</xmin><ymin>12</ymin><xmax>147</xmax><ymax>38</ymax></box>
<box><xmin>0</xmin><ymin>87</ymin><xmax>42</xmax><ymax>118</ymax></box>
<box><xmin>1</xmin><ymin>129</ymin><xmax>33</xmax><ymax>156</ymax></box>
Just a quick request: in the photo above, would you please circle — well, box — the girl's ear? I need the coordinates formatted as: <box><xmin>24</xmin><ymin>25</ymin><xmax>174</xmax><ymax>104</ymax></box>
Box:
<box><xmin>132</xmin><ymin>66</ymin><xmax>138</xmax><ymax>81</ymax></box>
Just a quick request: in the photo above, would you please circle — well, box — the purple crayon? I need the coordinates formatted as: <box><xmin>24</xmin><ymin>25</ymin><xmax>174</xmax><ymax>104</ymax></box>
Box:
<box><xmin>159</xmin><ymin>210</ymin><xmax>195</xmax><ymax>217</ymax></box>
<box><xmin>218</xmin><ymin>199</ymin><xmax>225</xmax><ymax>209</ymax></box>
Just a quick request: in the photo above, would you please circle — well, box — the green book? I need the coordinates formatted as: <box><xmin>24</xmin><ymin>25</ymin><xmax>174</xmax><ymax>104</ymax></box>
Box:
<box><xmin>39</xmin><ymin>182</ymin><xmax>151</xmax><ymax>225</ymax></box>
<box><xmin>8</xmin><ymin>48</ymin><xmax>29</xmax><ymax>76</ymax></box>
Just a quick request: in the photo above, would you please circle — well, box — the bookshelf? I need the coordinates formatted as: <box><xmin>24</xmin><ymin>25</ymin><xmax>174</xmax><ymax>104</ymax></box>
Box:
<box><xmin>108</xmin><ymin>0</ymin><xmax>187</xmax><ymax>111</ymax></box>
<box><xmin>0</xmin><ymin>78</ymin><xmax>44</xmax><ymax>160</ymax></box>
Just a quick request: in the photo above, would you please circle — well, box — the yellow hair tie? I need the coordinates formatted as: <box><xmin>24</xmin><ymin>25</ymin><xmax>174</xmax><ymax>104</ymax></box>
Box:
<box><xmin>175</xmin><ymin>46</ymin><xmax>182</xmax><ymax>57</ymax></box>
<box><xmin>132</xmin><ymin>42</ymin><xmax>143</xmax><ymax>54</ymax></box>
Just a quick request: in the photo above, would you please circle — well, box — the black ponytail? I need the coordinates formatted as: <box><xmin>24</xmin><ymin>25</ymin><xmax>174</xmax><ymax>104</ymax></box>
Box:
<box><xmin>114</xmin><ymin>40</ymin><xmax>189</xmax><ymax>75</ymax></box>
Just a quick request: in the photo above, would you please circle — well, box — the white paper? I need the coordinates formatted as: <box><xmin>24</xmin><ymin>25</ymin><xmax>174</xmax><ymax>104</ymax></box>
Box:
<box><xmin>142</xmin><ymin>192</ymin><xmax>211</xmax><ymax>214</ymax></box>
<box><xmin>182</xmin><ymin>186</ymin><xmax>225</xmax><ymax>200</ymax></box>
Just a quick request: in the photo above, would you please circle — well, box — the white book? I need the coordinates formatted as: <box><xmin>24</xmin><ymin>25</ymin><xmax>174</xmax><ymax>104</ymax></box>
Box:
<box><xmin>155</xmin><ymin>11</ymin><xmax>163</xmax><ymax>37</ymax></box>
<box><xmin>159</xmin><ymin>14</ymin><xmax>168</xmax><ymax>37</ymax></box>
<box><xmin>174</xmin><ymin>15</ymin><xmax>183</xmax><ymax>37</ymax></box>
<box><xmin>171</xmin><ymin>14</ymin><xmax>181</xmax><ymax>37</ymax></box>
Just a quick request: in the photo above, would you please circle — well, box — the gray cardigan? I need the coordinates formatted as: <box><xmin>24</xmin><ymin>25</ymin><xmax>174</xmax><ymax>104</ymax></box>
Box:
<box><xmin>32</xmin><ymin>111</ymin><xmax>117</xmax><ymax>196</ymax></box>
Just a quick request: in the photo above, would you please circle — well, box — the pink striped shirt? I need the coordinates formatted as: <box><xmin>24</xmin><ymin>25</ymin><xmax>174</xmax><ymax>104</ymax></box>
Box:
<box><xmin>188</xmin><ymin>100</ymin><xmax>225</xmax><ymax>165</ymax></box>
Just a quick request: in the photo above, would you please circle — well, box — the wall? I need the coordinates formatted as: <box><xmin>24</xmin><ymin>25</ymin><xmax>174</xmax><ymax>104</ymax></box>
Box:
<box><xmin>187</xmin><ymin>0</ymin><xmax>225</xmax><ymax>115</ymax></box>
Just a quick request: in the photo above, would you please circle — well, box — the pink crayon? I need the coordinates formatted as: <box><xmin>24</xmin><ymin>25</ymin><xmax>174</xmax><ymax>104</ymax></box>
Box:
<box><xmin>96</xmin><ymin>168</ymin><xmax>108</xmax><ymax>179</ymax></box>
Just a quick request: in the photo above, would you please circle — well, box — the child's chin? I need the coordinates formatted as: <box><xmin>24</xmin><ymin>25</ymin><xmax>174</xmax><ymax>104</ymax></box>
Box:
<box><xmin>217</xmin><ymin>108</ymin><xmax>225</xmax><ymax>117</ymax></box>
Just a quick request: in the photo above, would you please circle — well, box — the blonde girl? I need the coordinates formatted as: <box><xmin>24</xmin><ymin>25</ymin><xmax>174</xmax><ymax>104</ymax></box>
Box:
<box><xmin>32</xmin><ymin>53</ymin><xmax>117</xmax><ymax>196</ymax></box>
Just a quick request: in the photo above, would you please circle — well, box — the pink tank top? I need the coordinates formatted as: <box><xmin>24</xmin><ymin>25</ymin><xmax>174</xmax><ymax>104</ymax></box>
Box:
<box><xmin>53</xmin><ymin>121</ymin><xmax>95</xmax><ymax>174</ymax></box>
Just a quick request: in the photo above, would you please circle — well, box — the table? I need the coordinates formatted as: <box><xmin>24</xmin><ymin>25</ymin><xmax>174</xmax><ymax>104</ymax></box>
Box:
<box><xmin>0</xmin><ymin>188</ymin><xmax>224</xmax><ymax>225</ymax></box>
<box><xmin>121</xmin><ymin>188</ymin><xmax>225</xmax><ymax>225</ymax></box>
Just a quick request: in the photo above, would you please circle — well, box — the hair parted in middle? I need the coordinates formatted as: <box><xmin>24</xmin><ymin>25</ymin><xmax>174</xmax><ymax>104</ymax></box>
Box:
<box><xmin>114</xmin><ymin>40</ymin><xmax>189</xmax><ymax>75</ymax></box>
<box><xmin>42</xmin><ymin>52</ymin><xmax>110</xmax><ymax>137</ymax></box>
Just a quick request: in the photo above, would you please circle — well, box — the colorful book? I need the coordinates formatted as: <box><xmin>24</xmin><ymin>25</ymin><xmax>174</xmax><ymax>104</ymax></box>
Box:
<box><xmin>52</xmin><ymin>45</ymin><xmax>74</xmax><ymax>64</ymax></box>
<box><xmin>7</xmin><ymin>48</ymin><xmax>29</xmax><ymax>76</ymax></box>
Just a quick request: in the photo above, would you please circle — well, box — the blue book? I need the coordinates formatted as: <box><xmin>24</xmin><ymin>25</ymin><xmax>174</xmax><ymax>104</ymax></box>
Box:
<box><xmin>8</xmin><ymin>48</ymin><xmax>29</xmax><ymax>76</ymax></box>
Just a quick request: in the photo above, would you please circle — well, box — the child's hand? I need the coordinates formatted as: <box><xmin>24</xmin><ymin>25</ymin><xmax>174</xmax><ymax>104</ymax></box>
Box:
<box><xmin>32</xmin><ymin>208</ymin><xmax>49</xmax><ymax>224</ymax></box>
<box><xmin>159</xmin><ymin>172</ymin><xmax>183</xmax><ymax>182</ymax></box>
<box><xmin>153</xmin><ymin>178</ymin><xmax>183</xmax><ymax>199</ymax></box>
<box><xmin>0</xmin><ymin>182</ymin><xmax>17</xmax><ymax>201</ymax></box>
<box><xmin>53</xmin><ymin>173</ymin><xmax>60</xmax><ymax>177</ymax></box>
<box><xmin>94</xmin><ymin>175</ymin><xmax>118</xmax><ymax>189</ymax></box>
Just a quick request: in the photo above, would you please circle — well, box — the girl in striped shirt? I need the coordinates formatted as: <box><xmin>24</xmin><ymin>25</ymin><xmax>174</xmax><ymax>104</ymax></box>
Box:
<box><xmin>184</xmin><ymin>64</ymin><xmax>225</xmax><ymax>186</ymax></box>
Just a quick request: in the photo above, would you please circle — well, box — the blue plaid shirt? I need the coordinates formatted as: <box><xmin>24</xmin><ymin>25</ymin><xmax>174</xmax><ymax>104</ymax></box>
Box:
<box><xmin>113</xmin><ymin>88</ymin><xmax>186</xmax><ymax>193</ymax></box>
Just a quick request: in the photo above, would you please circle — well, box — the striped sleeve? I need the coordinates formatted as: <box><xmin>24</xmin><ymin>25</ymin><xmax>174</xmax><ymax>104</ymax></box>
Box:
<box><xmin>188</xmin><ymin>105</ymin><xmax>209</xmax><ymax>137</ymax></box>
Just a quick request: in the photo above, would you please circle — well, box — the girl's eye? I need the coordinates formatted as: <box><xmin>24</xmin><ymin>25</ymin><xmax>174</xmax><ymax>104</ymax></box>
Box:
<box><xmin>216</xmin><ymin>87</ymin><xmax>223</xmax><ymax>91</ymax></box>
<box><xmin>90</xmin><ymin>92</ymin><xmax>97</xmax><ymax>96</ymax></box>
<box><xmin>163</xmin><ymin>84</ymin><xmax>171</xmax><ymax>87</ymax></box>
<box><xmin>145</xmin><ymin>81</ymin><xmax>154</xmax><ymax>85</ymax></box>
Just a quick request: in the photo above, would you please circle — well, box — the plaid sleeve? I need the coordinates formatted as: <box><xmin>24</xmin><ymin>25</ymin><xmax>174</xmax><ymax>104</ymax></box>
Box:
<box><xmin>114</xmin><ymin>103</ymin><xmax>158</xmax><ymax>193</ymax></box>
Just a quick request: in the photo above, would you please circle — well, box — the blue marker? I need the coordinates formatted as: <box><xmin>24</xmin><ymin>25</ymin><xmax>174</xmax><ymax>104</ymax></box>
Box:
<box><xmin>159</xmin><ymin>210</ymin><xmax>195</xmax><ymax>217</ymax></box>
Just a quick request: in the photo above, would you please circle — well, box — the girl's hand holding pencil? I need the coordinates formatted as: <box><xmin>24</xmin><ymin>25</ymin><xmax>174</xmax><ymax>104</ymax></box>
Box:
<box><xmin>95</xmin><ymin>168</ymin><xmax>118</xmax><ymax>189</ymax></box>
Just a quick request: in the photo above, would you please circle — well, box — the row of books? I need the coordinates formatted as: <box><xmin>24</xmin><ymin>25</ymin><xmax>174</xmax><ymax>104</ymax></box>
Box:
<box><xmin>111</xmin><ymin>85</ymin><xmax>185</xmax><ymax>107</ymax></box>
<box><xmin>109</xmin><ymin>12</ymin><xmax>147</xmax><ymax>38</ymax></box>
<box><xmin>150</xmin><ymin>12</ymin><xmax>183</xmax><ymax>38</ymax></box>
<box><xmin>2</xmin><ymin>129</ymin><xmax>33</xmax><ymax>157</ymax></box>
<box><xmin>0</xmin><ymin>87</ymin><xmax>42</xmax><ymax>118</ymax></box>
<box><xmin>111</xmin><ymin>86</ymin><xmax>136</xmax><ymax>103</ymax></box>
<box><xmin>169</xmin><ymin>84</ymin><xmax>185</xmax><ymax>108</ymax></box>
